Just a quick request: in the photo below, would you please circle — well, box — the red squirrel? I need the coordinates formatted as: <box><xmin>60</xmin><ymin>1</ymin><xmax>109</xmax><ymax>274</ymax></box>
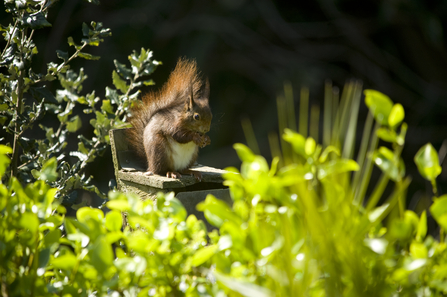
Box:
<box><xmin>126</xmin><ymin>58</ymin><xmax>212</xmax><ymax>180</ymax></box>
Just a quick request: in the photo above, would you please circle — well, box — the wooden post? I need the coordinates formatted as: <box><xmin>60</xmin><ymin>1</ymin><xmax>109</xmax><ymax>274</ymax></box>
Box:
<box><xmin>109</xmin><ymin>128</ymin><xmax>231</xmax><ymax>226</ymax></box>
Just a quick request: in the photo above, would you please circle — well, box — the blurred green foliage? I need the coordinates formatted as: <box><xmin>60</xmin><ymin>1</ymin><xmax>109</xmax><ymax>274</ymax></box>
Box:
<box><xmin>1</xmin><ymin>87</ymin><xmax>447</xmax><ymax>296</ymax></box>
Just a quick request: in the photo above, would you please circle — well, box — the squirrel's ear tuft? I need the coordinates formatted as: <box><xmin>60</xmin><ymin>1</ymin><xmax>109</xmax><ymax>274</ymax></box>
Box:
<box><xmin>203</xmin><ymin>78</ymin><xmax>210</xmax><ymax>100</ymax></box>
<box><xmin>186</xmin><ymin>84</ymin><xmax>195</xmax><ymax>110</ymax></box>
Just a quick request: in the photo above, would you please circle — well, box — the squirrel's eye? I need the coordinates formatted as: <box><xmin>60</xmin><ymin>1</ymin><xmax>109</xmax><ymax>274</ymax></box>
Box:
<box><xmin>194</xmin><ymin>114</ymin><xmax>200</xmax><ymax>120</ymax></box>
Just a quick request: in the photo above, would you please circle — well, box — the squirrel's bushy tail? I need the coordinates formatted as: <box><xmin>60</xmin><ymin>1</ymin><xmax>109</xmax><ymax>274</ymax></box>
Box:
<box><xmin>126</xmin><ymin>58</ymin><xmax>204</xmax><ymax>162</ymax></box>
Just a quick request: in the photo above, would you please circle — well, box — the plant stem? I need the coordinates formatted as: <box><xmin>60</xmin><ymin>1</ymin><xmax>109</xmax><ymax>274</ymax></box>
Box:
<box><xmin>11</xmin><ymin>70</ymin><xmax>24</xmax><ymax>177</ymax></box>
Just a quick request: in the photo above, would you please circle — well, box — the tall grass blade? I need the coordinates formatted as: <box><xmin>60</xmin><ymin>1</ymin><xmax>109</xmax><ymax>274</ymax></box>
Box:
<box><xmin>323</xmin><ymin>80</ymin><xmax>333</xmax><ymax>147</ymax></box>
<box><xmin>299</xmin><ymin>87</ymin><xmax>309</xmax><ymax>138</ymax></box>
<box><xmin>284</xmin><ymin>82</ymin><xmax>297</xmax><ymax>132</ymax></box>
<box><xmin>277</xmin><ymin>95</ymin><xmax>293</xmax><ymax>165</ymax></box>
<box><xmin>342</xmin><ymin>81</ymin><xmax>363</xmax><ymax>159</ymax></box>
<box><xmin>241</xmin><ymin>117</ymin><xmax>260</xmax><ymax>155</ymax></box>
<box><xmin>310</xmin><ymin>105</ymin><xmax>320</xmax><ymax>141</ymax></box>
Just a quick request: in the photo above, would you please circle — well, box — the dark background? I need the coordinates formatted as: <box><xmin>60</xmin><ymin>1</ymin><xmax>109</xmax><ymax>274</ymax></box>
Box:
<box><xmin>2</xmin><ymin>0</ymin><xmax>447</xmax><ymax>208</ymax></box>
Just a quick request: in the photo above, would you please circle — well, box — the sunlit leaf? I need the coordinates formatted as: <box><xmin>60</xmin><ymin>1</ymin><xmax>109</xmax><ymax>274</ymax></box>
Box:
<box><xmin>89</xmin><ymin>235</ymin><xmax>114</xmax><ymax>273</ymax></box>
<box><xmin>430</xmin><ymin>195</ymin><xmax>447</xmax><ymax>229</ymax></box>
<box><xmin>76</xmin><ymin>207</ymin><xmax>104</xmax><ymax>223</ymax></box>
<box><xmin>191</xmin><ymin>245</ymin><xmax>218</xmax><ymax>267</ymax></box>
<box><xmin>317</xmin><ymin>159</ymin><xmax>359</xmax><ymax>179</ymax></box>
<box><xmin>112</xmin><ymin>70</ymin><xmax>128</xmax><ymax>94</ymax></box>
<box><xmin>66</xmin><ymin>115</ymin><xmax>82</xmax><ymax>132</ymax></box>
<box><xmin>416</xmin><ymin>211</ymin><xmax>427</xmax><ymax>242</ymax></box>
<box><xmin>51</xmin><ymin>253</ymin><xmax>77</xmax><ymax>270</ymax></box>
<box><xmin>234</xmin><ymin>143</ymin><xmax>256</xmax><ymax>162</ymax></box>
<box><xmin>32</xmin><ymin>157</ymin><xmax>58</xmax><ymax>182</ymax></box>
<box><xmin>364</xmin><ymin>89</ymin><xmax>393</xmax><ymax>125</ymax></box>
<box><xmin>105</xmin><ymin>210</ymin><xmax>122</xmax><ymax>232</ymax></box>
<box><xmin>213</xmin><ymin>271</ymin><xmax>273</xmax><ymax>297</ymax></box>
<box><xmin>410</xmin><ymin>242</ymin><xmax>428</xmax><ymax>259</ymax></box>
<box><xmin>414</xmin><ymin>143</ymin><xmax>442</xmax><ymax>181</ymax></box>
<box><xmin>388</xmin><ymin>103</ymin><xmax>405</xmax><ymax>128</ymax></box>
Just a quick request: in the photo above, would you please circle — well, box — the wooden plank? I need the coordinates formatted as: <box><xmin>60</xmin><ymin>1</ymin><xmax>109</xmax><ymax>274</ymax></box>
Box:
<box><xmin>117</xmin><ymin>164</ymin><xmax>226</xmax><ymax>189</ymax></box>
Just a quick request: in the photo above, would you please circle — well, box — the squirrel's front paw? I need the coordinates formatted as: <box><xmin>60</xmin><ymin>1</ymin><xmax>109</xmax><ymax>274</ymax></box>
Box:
<box><xmin>194</xmin><ymin>133</ymin><xmax>211</xmax><ymax>148</ymax></box>
<box><xmin>200</xmin><ymin>134</ymin><xmax>211</xmax><ymax>148</ymax></box>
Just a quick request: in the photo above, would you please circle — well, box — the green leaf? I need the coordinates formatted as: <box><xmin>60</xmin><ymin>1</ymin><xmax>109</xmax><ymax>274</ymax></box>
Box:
<box><xmin>78</xmin><ymin>52</ymin><xmax>100</xmax><ymax>60</ymax></box>
<box><xmin>213</xmin><ymin>271</ymin><xmax>273</xmax><ymax>297</ymax></box>
<box><xmin>114</xmin><ymin>60</ymin><xmax>132</xmax><ymax>80</ymax></box>
<box><xmin>105</xmin><ymin>210</ymin><xmax>122</xmax><ymax>232</ymax></box>
<box><xmin>101</xmin><ymin>99</ymin><xmax>114</xmax><ymax>114</ymax></box>
<box><xmin>430</xmin><ymin>195</ymin><xmax>447</xmax><ymax>229</ymax></box>
<box><xmin>32</xmin><ymin>157</ymin><xmax>58</xmax><ymax>182</ymax></box>
<box><xmin>376</xmin><ymin>128</ymin><xmax>397</xmax><ymax>143</ymax></box>
<box><xmin>388</xmin><ymin>103</ymin><xmax>405</xmax><ymax>128</ymax></box>
<box><xmin>304</xmin><ymin>137</ymin><xmax>316</xmax><ymax>156</ymax></box>
<box><xmin>112</xmin><ymin>70</ymin><xmax>129</xmax><ymax>94</ymax></box>
<box><xmin>410</xmin><ymin>242</ymin><xmax>428</xmax><ymax>259</ymax></box>
<box><xmin>191</xmin><ymin>244</ymin><xmax>218</xmax><ymax>267</ymax></box>
<box><xmin>197</xmin><ymin>195</ymin><xmax>241</xmax><ymax>228</ymax></box>
<box><xmin>364</xmin><ymin>89</ymin><xmax>393</xmax><ymax>125</ymax></box>
<box><xmin>317</xmin><ymin>159</ymin><xmax>359</xmax><ymax>179</ymax></box>
<box><xmin>416</xmin><ymin>211</ymin><xmax>427</xmax><ymax>242</ymax></box>
<box><xmin>56</xmin><ymin>50</ymin><xmax>68</xmax><ymax>62</ymax></box>
<box><xmin>233</xmin><ymin>143</ymin><xmax>256</xmax><ymax>162</ymax></box>
<box><xmin>76</xmin><ymin>207</ymin><xmax>104</xmax><ymax>223</ymax></box>
<box><xmin>21</xmin><ymin>12</ymin><xmax>52</xmax><ymax>29</ymax></box>
<box><xmin>19</xmin><ymin>212</ymin><xmax>39</xmax><ymax>234</ymax></box>
<box><xmin>373</xmin><ymin>146</ymin><xmax>405</xmax><ymax>181</ymax></box>
<box><xmin>51</xmin><ymin>253</ymin><xmax>77</xmax><ymax>270</ymax></box>
<box><xmin>0</xmin><ymin>145</ymin><xmax>12</xmax><ymax>178</ymax></box>
<box><xmin>89</xmin><ymin>235</ymin><xmax>114</xmax><ymax>273</ymax></box>
<box><xmin>283</xmin><ymin>129</ymin><xmax>306</xmax><ymax>157</ymax></box>
<box><xmin>66</xmin><ymin>115</ymin><xmax>82</xmax><ymax>132</ymax></box>
<box><xmin>106</xmin><ymin>199</ymin><xmax>130</xmax><ymax>211</ymax></box>
<box><xmin>414</xmin><ymin>143</ymin><xmax>442</xmax><ymax>181</ymax></box>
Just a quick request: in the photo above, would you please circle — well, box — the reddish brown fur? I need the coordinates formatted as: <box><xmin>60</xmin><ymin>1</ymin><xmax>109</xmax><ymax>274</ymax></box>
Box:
<box><xmin>126</xmin><ymin>58</ymin><xmax>212</xmax><ymax>177</ymax></box>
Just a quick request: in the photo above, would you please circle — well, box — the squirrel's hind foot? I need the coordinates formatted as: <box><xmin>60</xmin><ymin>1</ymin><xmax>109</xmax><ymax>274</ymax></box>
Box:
<box><xmin>165</xmin><ymin>170</ymin><xmax>202</xmax><ymax>181</ymax></box>
<box><xmin>166</xmin><ymin>171</ymin><xmax>182</xmax><ymax>179</ymax></box>
<box><xmin>181</xmin><ymin>169</ymin><xmax>202</xmax><ymax>181</ymax></box>
<box><xmin>144</xmin><ymin>171</ymin><xmax>154</xmax><ymax>176</ymax></box>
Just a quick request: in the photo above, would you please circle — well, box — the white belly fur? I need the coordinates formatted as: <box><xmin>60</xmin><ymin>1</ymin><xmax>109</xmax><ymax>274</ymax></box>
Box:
<box><xmin>168</xmin><ymin>138</ymin><xmax>197</xmax><ymax>170</ymax></box>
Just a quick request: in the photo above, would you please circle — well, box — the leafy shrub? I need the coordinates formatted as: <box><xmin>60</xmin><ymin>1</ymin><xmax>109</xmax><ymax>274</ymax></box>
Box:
<box><xmin>1</xmin><ymin>1</ymin><xmax>447</xmax><ymax>296</ymax></box>
<box><xmin>1</xmin><ymin>85</ymin><xmax>447</xmax><ymax>296</ymax></box>
<box><xmin>0</xmin><ymin>143</ymin><xmax>219</xmax><ymax>296</ymax></box>
<box><xmin>0</xmin><ymin>0</ymin><xmax>160</xmax><ymax>208</ymax></box>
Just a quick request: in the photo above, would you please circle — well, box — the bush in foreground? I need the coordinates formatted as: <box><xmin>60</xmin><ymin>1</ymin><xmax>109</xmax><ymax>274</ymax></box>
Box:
<box><xmin>1</xmin><ymin>87</ymin><xmax>447</xmax><ymax>296</ymax></box>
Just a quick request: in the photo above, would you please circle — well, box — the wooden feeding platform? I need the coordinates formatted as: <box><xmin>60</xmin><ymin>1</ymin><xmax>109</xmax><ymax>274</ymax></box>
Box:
<box><xmin>109</xmin><ymin>128</ymin><xmax>231</xmax><ymax>222</ymax></box>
